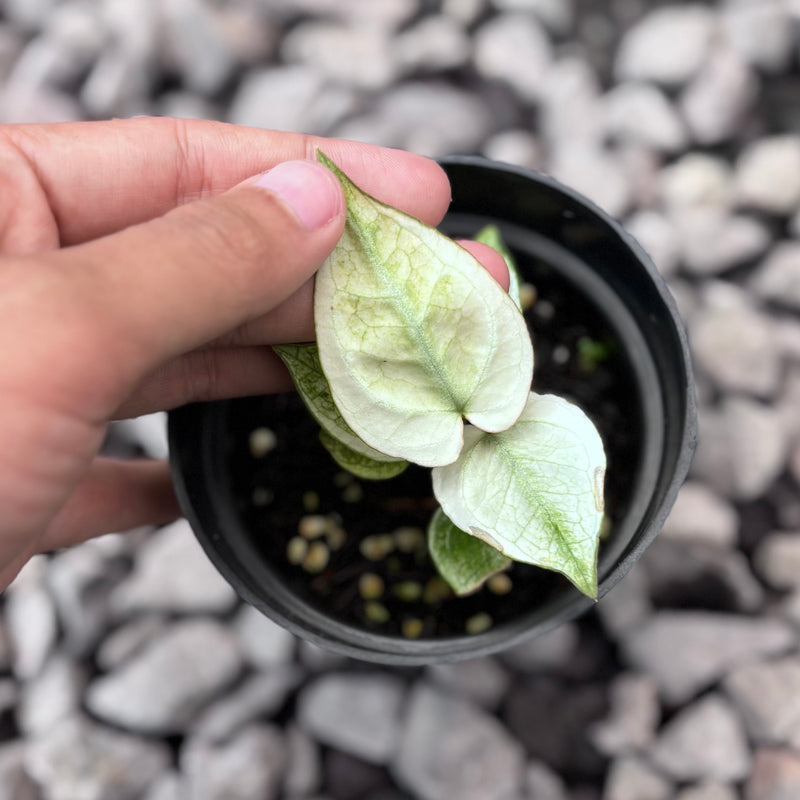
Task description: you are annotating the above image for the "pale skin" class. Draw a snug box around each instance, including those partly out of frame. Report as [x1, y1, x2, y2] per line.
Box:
[0, 118, 508, 590]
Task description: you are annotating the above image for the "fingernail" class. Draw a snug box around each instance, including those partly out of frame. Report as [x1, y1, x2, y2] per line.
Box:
[255, 160, 343, 230]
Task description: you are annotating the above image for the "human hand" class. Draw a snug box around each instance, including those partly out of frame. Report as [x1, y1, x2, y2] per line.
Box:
[0, 118, 508, 589]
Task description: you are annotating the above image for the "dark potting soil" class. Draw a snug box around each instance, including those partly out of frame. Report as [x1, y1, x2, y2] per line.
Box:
[227, 253, 643, 640]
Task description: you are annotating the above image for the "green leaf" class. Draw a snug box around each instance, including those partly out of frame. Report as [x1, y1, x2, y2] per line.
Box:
[274, 343, 406, 475]
[432, 392, 606, 598]
[428, 508, 510, 596]
[319, 428, 409, 480]
[314, 152, 534, 468]
[474, 224, 523, 311]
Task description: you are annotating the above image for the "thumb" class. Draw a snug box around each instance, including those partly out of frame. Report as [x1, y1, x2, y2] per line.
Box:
[30, 159, 346, 409]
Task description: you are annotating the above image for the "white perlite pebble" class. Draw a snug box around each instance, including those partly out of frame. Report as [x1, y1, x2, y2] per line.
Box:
[96, 616, 168, 672]
[680, 46, 757, 145]
[745, 750, 800, 800]
[660, 482, 739, 548]
[604, 83, 687, 152]
[281, 22, 397, 90]
[86, 619, 242, 734]
[735, 136, 800, 215]
[724, 657, 800, 746]
[615, 5, 716, 86]
[651, 694, 751, 782]
[297, 673, 406, 764]
[427, 656, 511, 710]
[674, 209, 770, 275]
[624, 211, 680, 278]
[659, 153, 734, 211]
[442, 0, 486, 25]
[141, 772, 184, 800]
[492, 0, 574, 33]
[676, 784, 738, 800]
[540, 57, 603, 147]
[473, 13, 552, 103]
[590, 673, 661, 756]
[0, 744, 37, 800]
[258, 0, 417, 29]
[395, 16, 471, 74]
[283, 723, 322, 799]
[482, 130, 542, 169]
[753, 533, 800, 590]
[621, 612, 796, 704]
[232, 605, 296, 670]
[392, 683, 525, 800]
[181, 724, 286, 800]
[112, 519, 237, 616]
[603, 756, 673, 800]
[17, 654, 85, 736]
[596, 567, 653, 642]
[690, 287, 780, 396]
[500, 624, 579, 673]
[751, 242, 800, 311]
[721, 0, 795, 73]
[524, 760, 569, 800]
[25, 716, 170, 800]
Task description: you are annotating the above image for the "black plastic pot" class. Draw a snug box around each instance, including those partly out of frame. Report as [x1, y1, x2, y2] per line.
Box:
[168, 157, 696, 665]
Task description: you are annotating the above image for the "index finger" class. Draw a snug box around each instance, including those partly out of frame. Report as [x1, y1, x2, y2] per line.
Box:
[2, 118, 452, 246]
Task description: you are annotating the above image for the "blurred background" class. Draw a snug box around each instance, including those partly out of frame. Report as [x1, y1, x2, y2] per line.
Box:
[1, 1, 800, 799]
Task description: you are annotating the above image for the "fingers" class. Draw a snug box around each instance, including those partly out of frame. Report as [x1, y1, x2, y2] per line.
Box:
[3, 118, 452, 245]
[41, 458, 179, 551]
[458, 240, 510, 292]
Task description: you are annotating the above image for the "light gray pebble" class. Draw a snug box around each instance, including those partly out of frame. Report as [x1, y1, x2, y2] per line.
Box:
[473, 13, 552, 103]
[80, 47, 152, 118]
[624, 211, 680, 278]
[140, 771, 184, 800]
[680, 46, 757, 145]
[548, 143, 631, 218]
[721, 0, 795, 74]
[596, 567, 653, 642]
[602, 756, 672, 800]
[96, 616, 167, 671]
[5, 558, 58, 681]
[540, 57, 603, 147]
[281, 22, 397, 90]
[674, 209, 770, 275]
[482, 130, 542, 169]
[751, 242, 800, 311]
[191, 667, 304, 741]
[0, 744, 37, 800]
[615, 5, 716, 86]
[395, 16, 471, 74]
[691, 397, 789, 502]
[233, 604, 296, 670]
[690, 286, 780, 395]
[745, 749, 800, 800]
[17, 654, 85, 737]
[660, 482, 739, 548]
[0, 678, 17, 715]
[524, 759, 569, 800]
[651, 694, 750, 782]
[617, 144, 663, 210]
[181, 724, 286, 800]
[735, 135, 800, 215]
[112, 412, 168, 459]
[442, 0, 486, 25]
[427, 656, 511, 710]
[229, 66, 357, 135]
[589, 673, 660, 757]
[25, 715, 170, 800]
[392, 682, 525, 800]
[604, 83, 687, 152]
[2, 0, 59, 31]
[659, 153, 734, 211]
[753, 533, 800, 590]
[724, 657, 800, 747]
[677, 783, 738, 800]
[334, 82, 492, 157]
[157, 90, 218, 120]
[87, 619, 242, 734]
[297, 673, 405, 764]
[493, 0, 574, 34]
[112, 518, 237, 616]
[283, 723, 322, 799]
[257, 0, 416, 29]
[622, 611, 795, 704]
[0, 25, 23, 83]
[500, 624, 579, 674]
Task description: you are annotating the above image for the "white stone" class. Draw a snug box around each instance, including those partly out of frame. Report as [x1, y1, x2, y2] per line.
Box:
[483, 130, 542, 169]
[524, 760, 569, 800]
[659, 154, 734, 211]
[721, 0, 795, 73]
[395, 16, 471, 73]
[232, 604, 296, 670]
[624, 211, 680, 278]
[86, 619, 242, 734]
[96, 616, 167, 671]
[540, 56, 603, 146]
[603, 756, 673, 800]
[112, 518, 237, 616]
[660, 482, 738, 548]
[80, 47, 152, 118]
[615, 5, 716, 86]
[677, 784, 737, 800]
[680, 46, 757, 145]
[26, 716, 170, 800]
[298, 673, 406, 764]
[283, 723, 322, 798]
[492, 0, 574, 33]
[0, 744, 37, 800]
[473, 13, 552, 103]
[501, 624, 580, 673]
[427, 656, 511, 710]
[754, 533, 800, 590]
[182, 724, 286, 800]
[751, 242, 800, 310]
[2, 0, 58, 31]
[690, 285, 780, 395]
[256, 0, 416, 29]
[736, 135, 800, 215]
[590, 673, 660, 756]
[141, 772, 184, 800]
[674, 209, 770, 275]
[17, 654, 84, 736]
[549, 143, 631, 218]
[443, 0, 487, 25]
[112, 412, 168, 459]
[596, 567, 652, 641]
[281, 22, 397, 90]
[604, 83, 687, 152]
